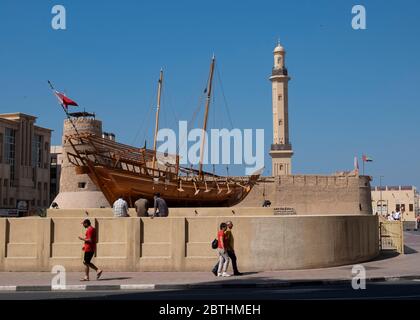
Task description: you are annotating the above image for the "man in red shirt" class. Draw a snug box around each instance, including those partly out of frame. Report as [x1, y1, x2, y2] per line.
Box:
[79, 219, 102, 281]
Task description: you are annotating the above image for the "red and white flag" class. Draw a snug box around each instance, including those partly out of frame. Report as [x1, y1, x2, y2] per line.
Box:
[54, 90, 79, 109]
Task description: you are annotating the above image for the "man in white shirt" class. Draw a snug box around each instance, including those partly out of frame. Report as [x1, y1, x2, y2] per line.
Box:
[393, 210, 401, 221]
[112, 196, 129, 217]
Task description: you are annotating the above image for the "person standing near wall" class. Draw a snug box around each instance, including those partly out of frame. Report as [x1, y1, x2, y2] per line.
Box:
[215, 222, 230, 277]
[393, 209, 401, 221]
[225, 221, 243, 276]
[212, 221, 242, 276]
[79, 219, 102, 281]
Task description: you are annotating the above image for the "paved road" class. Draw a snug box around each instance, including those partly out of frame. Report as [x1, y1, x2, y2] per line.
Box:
[1, 280, 420, 300]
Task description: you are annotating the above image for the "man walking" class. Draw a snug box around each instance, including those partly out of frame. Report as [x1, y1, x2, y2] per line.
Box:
[152, 193, 169, 218]
[79, 219, 102, 281]
[113, 195, 129, 217]
[212, 220, 242, 276]
[134, 197, 149, 217]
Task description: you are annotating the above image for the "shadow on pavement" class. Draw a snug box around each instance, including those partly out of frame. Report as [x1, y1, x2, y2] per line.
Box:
[49, 277, 420, 301]
[403, 245, 418, 254]
[370, 251, 400, 261]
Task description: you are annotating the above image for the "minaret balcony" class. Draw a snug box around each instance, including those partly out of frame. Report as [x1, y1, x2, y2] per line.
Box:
[271, 143, 292, 151]
[271, 67, 288, 76]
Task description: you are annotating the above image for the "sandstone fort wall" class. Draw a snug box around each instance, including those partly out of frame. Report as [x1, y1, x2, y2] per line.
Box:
[0, 215, 379, 272]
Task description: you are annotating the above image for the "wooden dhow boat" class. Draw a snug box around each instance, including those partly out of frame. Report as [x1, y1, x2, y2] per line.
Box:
[56, 56, 262, 207]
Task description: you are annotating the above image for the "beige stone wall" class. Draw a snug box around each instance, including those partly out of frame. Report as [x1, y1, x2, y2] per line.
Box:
[0, 215, 379, 271]
[238, 175, 373, 215]
[49, 174, 373, 215]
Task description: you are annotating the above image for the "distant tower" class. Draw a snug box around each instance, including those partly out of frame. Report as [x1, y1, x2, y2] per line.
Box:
[269, 40, 293, 176]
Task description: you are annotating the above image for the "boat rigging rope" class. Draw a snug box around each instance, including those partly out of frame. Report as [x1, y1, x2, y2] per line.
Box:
[215, 64, 234, 129]
[176, 89, 206, 156]
[131, 94, 155, 147]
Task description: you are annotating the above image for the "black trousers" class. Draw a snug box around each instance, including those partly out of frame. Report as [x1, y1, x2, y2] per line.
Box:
[212, 250, 239, 274]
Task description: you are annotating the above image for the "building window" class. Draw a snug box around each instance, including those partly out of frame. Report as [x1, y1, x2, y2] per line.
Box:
[32, 134, 43, 168]
[409, 204, 414, 212]
[5, 128, 16, 182]
[0, 132, 3, 163]
[277, 94, 282, 101]
[78, 182, 87, 189]
[44, 141, 49, 169]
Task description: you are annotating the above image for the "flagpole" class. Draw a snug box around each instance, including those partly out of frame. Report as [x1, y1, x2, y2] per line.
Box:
[48, 79, 104, 185]
[48, 80, 81, 136]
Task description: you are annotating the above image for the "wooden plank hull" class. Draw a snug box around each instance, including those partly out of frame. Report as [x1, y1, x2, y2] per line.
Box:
[86, 165, 253, 207]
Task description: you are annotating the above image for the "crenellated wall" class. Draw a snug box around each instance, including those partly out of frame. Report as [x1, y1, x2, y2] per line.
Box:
[238, 175, 373, 215]
[0, 215, 379, 272]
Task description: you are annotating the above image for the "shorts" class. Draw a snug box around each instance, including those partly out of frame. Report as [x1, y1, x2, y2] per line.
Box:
[83, 251, 95, 264]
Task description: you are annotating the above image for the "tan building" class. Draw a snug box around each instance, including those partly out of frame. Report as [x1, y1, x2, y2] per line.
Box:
[269, 41, 293, 176]
[0, 113, 51, 211]
[371, 185, 419, 221]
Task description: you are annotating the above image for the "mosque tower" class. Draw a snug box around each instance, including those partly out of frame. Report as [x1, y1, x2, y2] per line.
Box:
[269, 40, 293, 176]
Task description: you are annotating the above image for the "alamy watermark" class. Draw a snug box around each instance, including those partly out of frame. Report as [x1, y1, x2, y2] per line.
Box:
[156, 121, 264, 175]
[51, 4, 367, 31]
[51, 5, 66, 30]
[352, 5, 367, 30]
[51, 265, 67, 289]
[351, 264, 366, 290]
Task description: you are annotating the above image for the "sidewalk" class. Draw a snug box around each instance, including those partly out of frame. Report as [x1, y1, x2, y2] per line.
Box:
[1, 231, 419, 291]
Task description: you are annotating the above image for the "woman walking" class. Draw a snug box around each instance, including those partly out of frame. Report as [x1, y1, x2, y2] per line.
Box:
[216, 222, 231, 277]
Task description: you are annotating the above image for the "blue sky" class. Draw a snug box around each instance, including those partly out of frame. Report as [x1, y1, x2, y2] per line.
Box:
[0, 0, 419, 187]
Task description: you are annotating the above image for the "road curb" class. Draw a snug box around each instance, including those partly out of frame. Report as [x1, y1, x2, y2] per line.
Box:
[1, 275, 420, 292]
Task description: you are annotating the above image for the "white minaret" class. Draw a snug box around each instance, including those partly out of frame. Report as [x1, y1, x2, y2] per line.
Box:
[269, 40, 293, 176]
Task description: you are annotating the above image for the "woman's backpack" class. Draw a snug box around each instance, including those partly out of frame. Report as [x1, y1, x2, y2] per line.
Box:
[211, 238, 218, 249]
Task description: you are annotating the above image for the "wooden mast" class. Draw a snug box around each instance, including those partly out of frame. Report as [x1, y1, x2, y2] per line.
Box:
[199, 55, 215, 177]
[152, 68, 163, 171]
